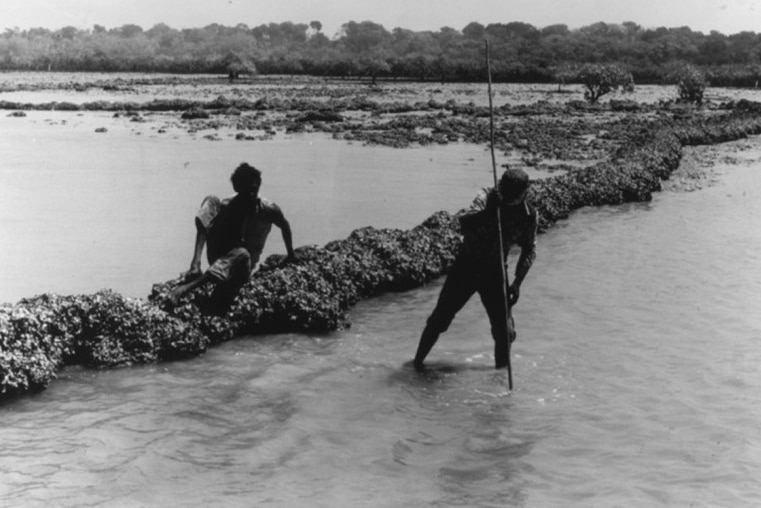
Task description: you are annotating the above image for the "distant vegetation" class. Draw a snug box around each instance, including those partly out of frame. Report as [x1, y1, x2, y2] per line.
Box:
[1, 20, 760, 88]
[577, 64, 635, 103]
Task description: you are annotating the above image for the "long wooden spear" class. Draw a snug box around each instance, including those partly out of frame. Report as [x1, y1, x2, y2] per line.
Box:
[485, 40, 514, 390]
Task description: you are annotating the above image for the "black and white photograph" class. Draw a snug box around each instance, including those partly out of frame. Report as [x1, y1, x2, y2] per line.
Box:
[1, 1, 760, 506]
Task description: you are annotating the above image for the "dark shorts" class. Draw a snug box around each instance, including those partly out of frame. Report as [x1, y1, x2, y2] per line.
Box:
[426, 256, 511, 343]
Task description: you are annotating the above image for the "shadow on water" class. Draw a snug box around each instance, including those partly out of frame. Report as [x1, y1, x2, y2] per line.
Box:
[384, 361, 537, 507]
[392, 359, 497, 382]
[387, 359, 518, 432]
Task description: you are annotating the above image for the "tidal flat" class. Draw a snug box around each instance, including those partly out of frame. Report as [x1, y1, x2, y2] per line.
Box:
[2, 73, 761, 507]
[3, 73, 761, 400]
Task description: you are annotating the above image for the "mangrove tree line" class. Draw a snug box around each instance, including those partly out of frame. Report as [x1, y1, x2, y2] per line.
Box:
[1, 20, 761, 85]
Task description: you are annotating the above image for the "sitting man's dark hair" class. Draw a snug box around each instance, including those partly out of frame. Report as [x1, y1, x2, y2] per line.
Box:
[230, 163, 262, 193]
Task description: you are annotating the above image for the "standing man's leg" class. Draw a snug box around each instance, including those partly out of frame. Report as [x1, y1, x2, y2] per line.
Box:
[414, 259, 476, 368]
[478, 274, 515, 369]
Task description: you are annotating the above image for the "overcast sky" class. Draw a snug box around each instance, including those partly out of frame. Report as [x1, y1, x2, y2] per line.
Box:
[3, 0, 758, 36]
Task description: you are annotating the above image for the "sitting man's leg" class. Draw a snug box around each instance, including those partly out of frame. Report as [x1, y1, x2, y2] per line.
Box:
[169, 246, 251, 312]
[207, 247, 252, 315]
[168, 270, 215, 305]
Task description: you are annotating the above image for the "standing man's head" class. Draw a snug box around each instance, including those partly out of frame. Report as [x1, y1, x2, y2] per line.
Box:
[499, 166, 530, 205]
[231, 163, 262, 197]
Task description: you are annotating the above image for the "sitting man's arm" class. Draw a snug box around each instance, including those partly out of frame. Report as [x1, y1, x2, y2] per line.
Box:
[271, 204, 297, 262]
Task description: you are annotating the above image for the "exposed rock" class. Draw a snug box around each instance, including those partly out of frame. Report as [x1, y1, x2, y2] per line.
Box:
[181, 107, 210, 120]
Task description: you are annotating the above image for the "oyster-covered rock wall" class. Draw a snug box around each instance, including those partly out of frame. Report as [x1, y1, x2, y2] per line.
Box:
[1, 291, 208, 399]
[3, 106, 761, 401]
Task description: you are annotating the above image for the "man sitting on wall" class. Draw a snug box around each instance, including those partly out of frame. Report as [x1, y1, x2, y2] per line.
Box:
[169, 162, 297, 313]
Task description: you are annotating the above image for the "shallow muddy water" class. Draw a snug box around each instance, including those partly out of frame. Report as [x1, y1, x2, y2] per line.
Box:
[0, 111, 511, 302]
[1, 93, 761, 506]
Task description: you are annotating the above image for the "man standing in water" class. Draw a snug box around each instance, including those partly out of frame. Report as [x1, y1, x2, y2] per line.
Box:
[169, 162, 297, 313]
[414, 167, 537, 369]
